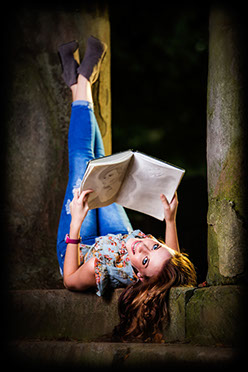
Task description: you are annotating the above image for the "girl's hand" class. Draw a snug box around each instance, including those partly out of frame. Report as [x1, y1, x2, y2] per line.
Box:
[160, 192, 178, 223]
[70, 189, 93, 227]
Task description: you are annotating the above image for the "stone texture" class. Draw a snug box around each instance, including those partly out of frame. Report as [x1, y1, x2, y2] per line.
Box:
[10, 289, 120, 341]
[11, 288, 192, 343]
[10, 341, 237, 368]
[10, 286, 245, 346]
[208, 199, 246, 279]
[206, 5, 248, 284]
[5, 5, 111, 289]
[186, 285, 245, 345]
[163, 287, 195, 342]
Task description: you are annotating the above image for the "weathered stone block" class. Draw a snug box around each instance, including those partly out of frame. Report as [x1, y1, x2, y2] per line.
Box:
[10, 289, 120, 341]
[164, 287, 195, 342]
[207, 199, 246, 283]
[10, 287, 197, 344]
[186, 285, 245, 345]
[10, 286, 245, 347]
[11, 341, 236, 368]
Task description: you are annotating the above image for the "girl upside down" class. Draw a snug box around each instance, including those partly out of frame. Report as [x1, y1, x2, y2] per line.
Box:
[57, 36, 196, 342]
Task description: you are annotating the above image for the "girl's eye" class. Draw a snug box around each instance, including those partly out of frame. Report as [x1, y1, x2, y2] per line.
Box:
[142, 257, 148, 266]
[153, 244, 160, 250]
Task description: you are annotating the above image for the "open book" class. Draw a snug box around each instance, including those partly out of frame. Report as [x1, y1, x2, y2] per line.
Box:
[80, 150, 185, 221]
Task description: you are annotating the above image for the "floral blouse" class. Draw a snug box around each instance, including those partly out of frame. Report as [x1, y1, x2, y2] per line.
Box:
[79, 229, 148, 296]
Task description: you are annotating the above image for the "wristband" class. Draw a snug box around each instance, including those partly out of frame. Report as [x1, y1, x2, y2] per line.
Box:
[65, 234, 81, 244]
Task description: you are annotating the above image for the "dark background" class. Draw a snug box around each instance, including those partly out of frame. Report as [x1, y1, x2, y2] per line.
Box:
[110, 2, 209, 283]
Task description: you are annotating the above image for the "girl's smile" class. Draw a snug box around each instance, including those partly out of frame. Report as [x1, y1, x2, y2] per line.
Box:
[126, 237, 173, 279]
[131, 240, 142, 255]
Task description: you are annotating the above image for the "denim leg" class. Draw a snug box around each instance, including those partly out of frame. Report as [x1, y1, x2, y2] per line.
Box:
[98, 204, 133, 236]
[93, 113, 133, 235]
[57, 102, 98, 274]
[56, 100, 133, 275]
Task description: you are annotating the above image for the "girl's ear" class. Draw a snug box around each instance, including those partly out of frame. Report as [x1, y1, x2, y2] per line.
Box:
[137, 272, 144, 282]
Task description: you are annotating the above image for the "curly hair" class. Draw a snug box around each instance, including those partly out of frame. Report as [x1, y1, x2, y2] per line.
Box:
[112, 251, 197, 342]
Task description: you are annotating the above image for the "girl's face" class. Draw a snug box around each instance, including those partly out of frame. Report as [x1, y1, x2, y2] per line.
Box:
[126, 238, 173, 280]
[102, 169, 119, 186]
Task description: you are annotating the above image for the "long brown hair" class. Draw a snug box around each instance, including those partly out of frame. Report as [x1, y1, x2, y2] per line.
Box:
[112, 251, 197, 342]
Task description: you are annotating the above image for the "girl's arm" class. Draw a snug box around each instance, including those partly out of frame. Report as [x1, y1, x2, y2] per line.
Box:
[63, 189, 96, 291]
[160, 192, 180, 252]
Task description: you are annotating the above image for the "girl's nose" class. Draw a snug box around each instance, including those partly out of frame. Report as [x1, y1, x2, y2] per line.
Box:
[137, 243, 148, 254]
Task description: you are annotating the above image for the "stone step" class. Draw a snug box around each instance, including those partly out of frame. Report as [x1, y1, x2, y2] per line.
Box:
[10, 340, 237, 369]
[9, 287, 196, 343]
[10, 289, 121, 342]
[9, 285, 245, 345]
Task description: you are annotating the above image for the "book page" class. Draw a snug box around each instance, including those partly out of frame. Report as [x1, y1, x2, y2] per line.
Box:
[80, 154, 133, 209]
[116, 152, 185, 220]
[81, 150, 133, 190]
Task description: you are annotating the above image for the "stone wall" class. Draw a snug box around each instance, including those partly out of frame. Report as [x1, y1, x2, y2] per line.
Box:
[5, 4, 111, 289]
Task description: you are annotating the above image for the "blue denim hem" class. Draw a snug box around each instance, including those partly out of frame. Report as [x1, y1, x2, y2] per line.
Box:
[71, 100, 93, 110]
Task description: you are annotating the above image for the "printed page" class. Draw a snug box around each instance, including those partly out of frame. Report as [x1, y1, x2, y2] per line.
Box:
[116, 152, 185, 220]
[82, 150, 133, 181]
[80, 153, 133, 209]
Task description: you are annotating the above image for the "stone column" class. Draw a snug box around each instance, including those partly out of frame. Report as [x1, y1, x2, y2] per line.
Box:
[5, 5, 111, 289]
[206, 5, 247, 284]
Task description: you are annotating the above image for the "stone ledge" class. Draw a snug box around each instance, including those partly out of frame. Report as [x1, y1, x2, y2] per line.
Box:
[9, 289, 120, 342]
[9, 287, 195, 343]
[10, 340, 237, 368]
[9, 285, 246, 345]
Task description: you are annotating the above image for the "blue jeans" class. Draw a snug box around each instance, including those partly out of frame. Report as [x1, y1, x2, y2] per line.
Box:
[56, 101, 133, 274]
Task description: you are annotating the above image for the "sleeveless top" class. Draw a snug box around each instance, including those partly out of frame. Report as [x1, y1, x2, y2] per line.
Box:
[79, 229, 151, 296]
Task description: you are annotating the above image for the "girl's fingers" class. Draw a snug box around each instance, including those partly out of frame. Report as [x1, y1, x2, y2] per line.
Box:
[79, 189, 93, 202]
[161, 192, 178, 206]
[160, 193, 169, 207]
[171, 192, 179, 208]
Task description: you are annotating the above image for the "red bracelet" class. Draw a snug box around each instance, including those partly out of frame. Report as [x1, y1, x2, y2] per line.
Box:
[65, 234, 81, 244]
